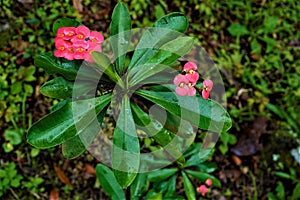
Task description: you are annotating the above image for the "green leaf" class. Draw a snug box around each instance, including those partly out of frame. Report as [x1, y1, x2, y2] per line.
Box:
[34, 52, 81, 80]
[185, 170, 221, 187]
[219, 133, 237, 155]
[11, 82, 22, 95]
[112, 95, 140, 188]
[181, 171, 196, 200]
[154, 5, 165, 20]
[110, 2, 131, 74]
[128, 12, 188, 71]
[62, 107, 108, 159]
[40, 77, 73, 99]
[292, 182, 300, 200]
[185, 148, 214, 167]
[92, 52, 123, 87]
[24, 66, 36, 82]
[275, 181, 285, 200]
[136, 90, 232, 133]
[154, 12, 188, 32]
[147, 168, 178, 182]
[274, 171, 293, 180]
[227, 23, 249, 36]
[129, 36, 193, 86]
[130, 173, 149, 200]
[131, 102, 186, 166]
[4, 129, 23, 145]
[53, 18, 80, 34]
[95, 164, 126, 200]
[40, 77, 94, 99]
[11, 178, 22, 188]
[157, 110, 194, 137]
[145, 192, 163, 200]
[165, 175, 177, 197]
[27, 94, 112, 148]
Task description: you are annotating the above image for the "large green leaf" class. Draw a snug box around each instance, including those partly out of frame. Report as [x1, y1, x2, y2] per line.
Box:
[128, 12, 188, 71]
[131, 102, 186, 166]
[147, 168, 178, 182]
[52, 18, 80, 34]
[185, 170, 221, 187]
[92, 52, 123, 87]
[136, 90, 232, 133]
[34, 52, 81, 80]
[96, 164, 126, 200]
[130, 173, 149, 200]
[181, 171, 196, 200]
[62, 106, 108, 159]
[112, 95, 140, 188]
[110, 2, 131, 74]
[40, 77, 95, 99]
[129, 36, 193, 86]
[27, 94, 112, 148]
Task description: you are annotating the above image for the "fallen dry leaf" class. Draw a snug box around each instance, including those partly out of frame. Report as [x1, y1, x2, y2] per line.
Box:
[49, 188, 59, 200]
[232, 155, 242, 166]
[72, 0, 83, 12]
[53, 163, 73, 188]
[85, 163, 96, 175]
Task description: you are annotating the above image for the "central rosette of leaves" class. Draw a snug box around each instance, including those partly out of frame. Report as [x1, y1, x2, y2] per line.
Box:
[27, 3, 232, 189]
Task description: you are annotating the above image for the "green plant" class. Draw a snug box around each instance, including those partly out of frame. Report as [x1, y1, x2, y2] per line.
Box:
[0, 52, 37, 152]
[0, 162, 23, 197]
[23, 177, 45, 194]
[96, 143, 220, 199]
[267, 169, 300, 200]
[26, 2, 231, 196]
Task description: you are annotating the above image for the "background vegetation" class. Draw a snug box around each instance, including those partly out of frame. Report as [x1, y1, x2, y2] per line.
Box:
[0, 0, 299, 199]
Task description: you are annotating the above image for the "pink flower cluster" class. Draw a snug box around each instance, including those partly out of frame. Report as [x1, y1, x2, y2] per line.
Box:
[173, 62, 199, 96]
[173, 62, 213, 99]
[196, 178, 212, 196]
[54, 26, 104, 62]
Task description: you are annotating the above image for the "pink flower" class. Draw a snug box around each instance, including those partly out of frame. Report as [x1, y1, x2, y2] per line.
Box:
[72, 40, 89, 49]
[174, 74, 189, 96]
[62, 27, 76, 39]
[89, 31, 104, 44]
[75, 26, 90, 39]
[54, 39, 72, 58]
[202, 79, 213, 100]
[183, 61, 197, 72]
[173, 75, 196, 96]
[55, 27, 66, 39]
[184, 62, 199, 84]
[73, 46, 86, 60]
[197, 185, 208, 196]
[64, 47, 75, 60]
[186, 72, 199, 84]
[84, 43, 102, 63]
[205, 178, 212, 186]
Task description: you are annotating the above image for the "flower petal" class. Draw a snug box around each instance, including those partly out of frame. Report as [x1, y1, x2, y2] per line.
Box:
[187, 87, 196, 96]
[205, 178, 212, 186]
[202, 89, 210, 100]
[176, 86, 188, 96]
[203, 79, 213, 91]
[90, 31, 104, 43]
[173, 74, 189, 86]
[63, 27, 76, 39]
[75, 25, 90, 38]
[197, 185, 208, 196]
[183, 61, 197, 72]
[186, 72, 199, 85]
